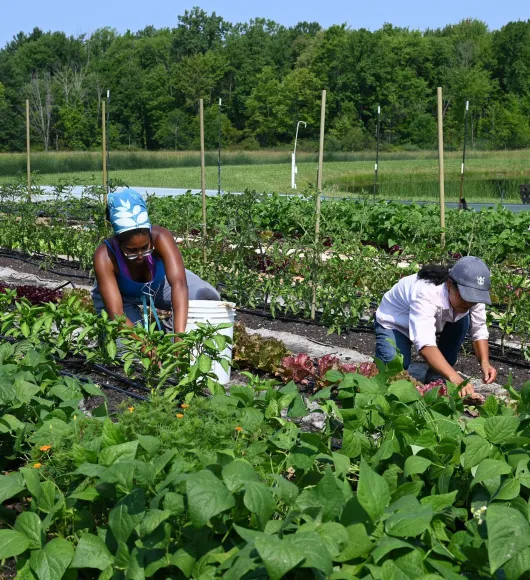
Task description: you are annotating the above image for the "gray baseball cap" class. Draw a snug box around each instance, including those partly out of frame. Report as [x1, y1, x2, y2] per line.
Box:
[449, 256, 491, 304]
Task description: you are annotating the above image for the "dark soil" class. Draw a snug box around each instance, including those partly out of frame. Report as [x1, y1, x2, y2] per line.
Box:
[83, 389, 134, 417]
[0, 251, 93, 286]
[237, 311, 530, 389]
[61, 363, 149, 416]
[79, 368, 255, 416]
[0, 560, 16, 579]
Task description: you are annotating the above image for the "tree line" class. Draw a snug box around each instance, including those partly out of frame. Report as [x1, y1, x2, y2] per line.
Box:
[0, 8, 529, 153]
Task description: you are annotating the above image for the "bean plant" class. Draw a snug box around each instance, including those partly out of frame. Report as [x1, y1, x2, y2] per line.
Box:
[1, 331, 530, 578]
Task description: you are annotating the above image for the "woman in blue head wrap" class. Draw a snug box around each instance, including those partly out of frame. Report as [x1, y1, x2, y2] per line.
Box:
[92, 189, 219, 334]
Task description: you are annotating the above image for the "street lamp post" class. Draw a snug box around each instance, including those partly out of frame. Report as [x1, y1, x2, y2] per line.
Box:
[292, 120, 307, 189]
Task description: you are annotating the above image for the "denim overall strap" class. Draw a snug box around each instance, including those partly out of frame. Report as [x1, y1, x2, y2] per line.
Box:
[141, 284, 162, 332]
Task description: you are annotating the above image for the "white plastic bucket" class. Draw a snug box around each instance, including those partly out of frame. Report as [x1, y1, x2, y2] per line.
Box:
[185, 300, 236, 384]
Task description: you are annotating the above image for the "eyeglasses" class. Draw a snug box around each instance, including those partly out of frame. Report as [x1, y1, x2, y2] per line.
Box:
[121, 244, 154, 260]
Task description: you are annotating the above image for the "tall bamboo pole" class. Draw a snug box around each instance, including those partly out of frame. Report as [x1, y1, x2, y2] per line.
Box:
[218, 98, 222, 196]
[102, 100, 108, 205]
[437, 87, 446, 248]
[26, 99, 31, 198]
[200, 99, 207, 264]
[311, 90, 326, 320]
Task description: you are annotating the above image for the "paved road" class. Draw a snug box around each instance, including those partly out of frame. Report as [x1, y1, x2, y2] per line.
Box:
[34, 185, 530, 212]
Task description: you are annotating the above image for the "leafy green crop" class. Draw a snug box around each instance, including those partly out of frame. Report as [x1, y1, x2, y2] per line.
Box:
[0, 290, 235, 398]
[1, 326, 530, 578]
[0, 341, 103, 472]
[233, 322, 291, 375]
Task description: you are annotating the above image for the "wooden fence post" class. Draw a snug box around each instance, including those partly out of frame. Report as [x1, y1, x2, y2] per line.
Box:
[311, 89, 326, 320]
[200, 99, 207, 264]
[437, 87, 446, 248]
[26, 99, 31, 198]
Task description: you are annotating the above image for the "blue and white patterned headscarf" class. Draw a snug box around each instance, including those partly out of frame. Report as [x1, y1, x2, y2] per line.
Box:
[107, 189, 151, 235]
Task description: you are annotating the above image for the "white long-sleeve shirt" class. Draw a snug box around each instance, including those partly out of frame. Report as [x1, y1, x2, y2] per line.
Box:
[376, 274, 489, 353]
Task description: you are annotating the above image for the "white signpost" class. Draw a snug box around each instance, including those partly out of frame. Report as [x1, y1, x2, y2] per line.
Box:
[291, 120, 307, 189]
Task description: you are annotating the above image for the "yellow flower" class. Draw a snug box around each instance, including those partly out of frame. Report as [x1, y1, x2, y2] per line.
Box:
[128, 406, 135, 413]
[39, 445, 52, 452]
[176, 413, 184, 419]
[180, 404, 190, 409]
[235, 426, 243, 432]
[33, 463, 42, 469]
[73, 415, 78, 421]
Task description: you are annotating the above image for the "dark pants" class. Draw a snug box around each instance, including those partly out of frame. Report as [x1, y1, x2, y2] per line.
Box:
[374, 315, 470, 376]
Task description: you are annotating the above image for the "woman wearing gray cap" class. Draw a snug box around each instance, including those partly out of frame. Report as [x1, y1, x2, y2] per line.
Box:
[374, 256, 497, 397]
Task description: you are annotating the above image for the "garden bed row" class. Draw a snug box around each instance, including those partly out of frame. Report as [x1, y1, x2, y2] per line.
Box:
[0, 252, 528, 390]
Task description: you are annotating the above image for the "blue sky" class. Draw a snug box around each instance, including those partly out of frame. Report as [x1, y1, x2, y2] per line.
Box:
[1, 0, 528, 47]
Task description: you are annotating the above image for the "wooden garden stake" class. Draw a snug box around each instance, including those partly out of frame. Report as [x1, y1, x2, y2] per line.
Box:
[437, 87, 446, 248]
[200, 98, 207, 264]
[26, 99, 31, 198]
[311, 89, 326, 320]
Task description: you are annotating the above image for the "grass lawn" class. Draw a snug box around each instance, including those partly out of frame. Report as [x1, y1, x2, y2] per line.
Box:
[0, 149, 529, 202]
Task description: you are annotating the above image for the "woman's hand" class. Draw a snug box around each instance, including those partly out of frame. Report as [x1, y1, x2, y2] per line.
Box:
[481, 361, 497, 384]
[141, 343, 155, 357]
[449, 372, 475, 398]
[141, 343, 162, 368]
[473, 341, 496, 385]
[458, 382, 475, 398]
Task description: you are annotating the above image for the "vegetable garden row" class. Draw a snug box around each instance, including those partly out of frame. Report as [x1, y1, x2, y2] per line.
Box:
[2, 183, 530, 578]
[1, 183, 530, 354]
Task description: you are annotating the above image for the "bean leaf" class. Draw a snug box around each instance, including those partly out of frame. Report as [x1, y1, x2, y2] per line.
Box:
[0, 529, 30, 559]
[385, 505, 433, 538]
[404, 456, 432, 478]
[29, 538, 74, 580]
[487, 504, 530, 574]
[471, 458, 512, 487]
[255, 535, 304, 580]
[462, 435, 491, 470]
[244, 482, 275, 530]
[71, 533, 114, 570]
[484, 416, 519, 444]
[357, 457, 390, 522]
[187, 470, 235, 527]
[222, 459, 260, 492]
[14, 512, 42, 549]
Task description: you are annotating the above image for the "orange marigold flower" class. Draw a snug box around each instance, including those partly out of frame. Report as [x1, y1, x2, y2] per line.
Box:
[180, 404, 190, 409]
[176, 413, 184, 419]
[39, 445, 52, 452]
[127, 406, 135, 413]
[235, 426, 243, 432]
[33, 463, 42, 469]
